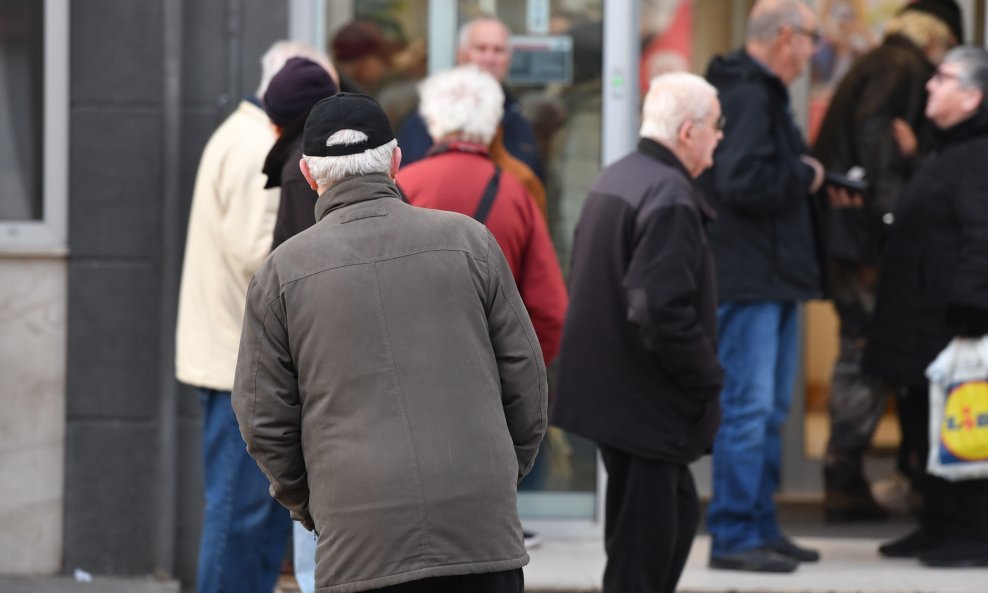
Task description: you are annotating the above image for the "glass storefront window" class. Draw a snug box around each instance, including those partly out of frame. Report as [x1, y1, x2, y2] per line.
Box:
[0, 0, 44, 221]
[0, 0, 67, 251]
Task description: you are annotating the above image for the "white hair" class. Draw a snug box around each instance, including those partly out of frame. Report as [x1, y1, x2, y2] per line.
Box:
[257, 40, 338, 97]
[746, 0, 808, 44]
[303, 132, 397, 189]
[639, 72, 718, 145]
[418, 65, 504, 145]
[457, 16, 509, 50]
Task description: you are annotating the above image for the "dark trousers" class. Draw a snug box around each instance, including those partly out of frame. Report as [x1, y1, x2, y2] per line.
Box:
[599, 445, 699, 593]
[825, 260, 889, 495]
[900, 385, 988, 540]
[362, 569, 524, 593]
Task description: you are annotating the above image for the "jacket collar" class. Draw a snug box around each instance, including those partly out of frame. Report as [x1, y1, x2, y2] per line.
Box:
[637, 138, 717, 222]
[935, 107, 988, 150]
[315, 173, 402, 222]
[425, 140, 491, 159]
[883, 34, 931, 66]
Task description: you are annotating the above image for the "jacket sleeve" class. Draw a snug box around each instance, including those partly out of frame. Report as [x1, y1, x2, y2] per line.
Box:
[714, 84, 815, 214]
[947, 166, 988, 337]
[624, 198, 724, 397]
[215, 136, 280, 278]
[231, 267, 311, 528]
[271, 177, 318, 251]
[484, 231, 549, 482]
[517, 198, 568, 365]
[852, 65, 930, 212]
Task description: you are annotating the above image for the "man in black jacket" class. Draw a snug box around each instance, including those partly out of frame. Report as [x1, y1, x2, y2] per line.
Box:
[261, 57, 338, 251]
[551, 71, 723, 593]
[696, 0, 824, 573]
[812, 0, 962, 524]
[865, 46, 988, 567]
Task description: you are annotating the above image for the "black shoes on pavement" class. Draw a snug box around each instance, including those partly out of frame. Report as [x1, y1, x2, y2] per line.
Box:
[918, 539, 988, 567]
[878, 528, 946, 558]
[880, 529, 988, 566]
[765, 535, 821, 562]
[709, 546, 799, 573]
[709, 536, 819, 573]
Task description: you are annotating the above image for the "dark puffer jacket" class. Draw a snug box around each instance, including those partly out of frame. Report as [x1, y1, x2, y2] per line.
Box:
[864, 108, 988, 387]
[697, 50, 823, 302]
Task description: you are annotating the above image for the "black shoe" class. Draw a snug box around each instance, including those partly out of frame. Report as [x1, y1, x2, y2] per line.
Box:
[709, 547, 799, 573]
[522, 530, 542, 549]
[765, 536, 820, 562]
[878, 529, 945, 558]
[918, 539, 988, 567]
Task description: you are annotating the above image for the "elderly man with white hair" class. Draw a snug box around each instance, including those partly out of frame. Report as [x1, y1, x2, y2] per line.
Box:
[397, 16, 542, 179]
[550, 72, 724, 593]
[397, 66, 567, 370]
[232, 92, 546, 593]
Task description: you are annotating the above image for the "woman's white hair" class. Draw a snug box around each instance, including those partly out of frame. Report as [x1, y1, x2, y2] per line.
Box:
[303, 131, 397, 189]
[257, 40, 338, 97]
[418, 65, 504, 145]
[639, 72, 717, 145]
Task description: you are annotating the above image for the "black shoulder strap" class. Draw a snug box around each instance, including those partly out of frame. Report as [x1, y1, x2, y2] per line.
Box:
[472, 166, 501, 225]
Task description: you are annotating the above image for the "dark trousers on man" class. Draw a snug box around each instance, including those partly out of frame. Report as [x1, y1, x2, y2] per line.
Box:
[363, 569, 524, 593]
[599, 445, 699, 593]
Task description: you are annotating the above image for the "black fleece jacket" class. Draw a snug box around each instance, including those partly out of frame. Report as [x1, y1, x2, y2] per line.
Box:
[552, 139, 722, 464]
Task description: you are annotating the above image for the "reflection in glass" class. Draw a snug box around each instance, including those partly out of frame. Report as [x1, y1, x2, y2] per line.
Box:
[0, 0, 44, 220]
[329, 0, 429, 134]
[453, 0, 604, 519]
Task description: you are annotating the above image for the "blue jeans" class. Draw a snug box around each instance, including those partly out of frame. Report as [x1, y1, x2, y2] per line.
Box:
[293, 522, 316, 593]
[707, 302, 799, 557]
[197, 389, 292, 593]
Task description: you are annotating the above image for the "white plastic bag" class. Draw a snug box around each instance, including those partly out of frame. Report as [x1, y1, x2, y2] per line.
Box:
[925, 337, 988, 480]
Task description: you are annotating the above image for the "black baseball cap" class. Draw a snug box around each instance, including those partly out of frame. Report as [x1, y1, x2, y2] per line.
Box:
[302, 93, 395, 157]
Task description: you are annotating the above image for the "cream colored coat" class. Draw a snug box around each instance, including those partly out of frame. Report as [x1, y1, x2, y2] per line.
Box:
[175, 100, 279, 390]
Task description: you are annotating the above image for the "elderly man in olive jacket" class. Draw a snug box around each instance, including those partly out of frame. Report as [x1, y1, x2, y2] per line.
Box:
[551, 72, 723, 593]
[232, 93, 547, 593]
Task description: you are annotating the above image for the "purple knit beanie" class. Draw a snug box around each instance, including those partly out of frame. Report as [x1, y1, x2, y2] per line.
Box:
[263, 57, 338, 126]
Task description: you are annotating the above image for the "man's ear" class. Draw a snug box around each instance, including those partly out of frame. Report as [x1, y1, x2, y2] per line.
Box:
[962, 89, 984, 114]
[677, 120, 693, 144]
[299, 158, 319, 191]
[390, 146, 403, 179]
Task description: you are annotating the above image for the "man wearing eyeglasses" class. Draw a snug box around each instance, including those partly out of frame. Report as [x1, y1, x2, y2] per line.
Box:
[864, 45, 988, 568]
[552, 71, 724, 593]
[811, 0, 962, 527]
[697, 0, 825, 573]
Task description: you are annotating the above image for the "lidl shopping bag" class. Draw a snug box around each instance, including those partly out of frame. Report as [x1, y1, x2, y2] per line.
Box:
[925, 337, 988, 481]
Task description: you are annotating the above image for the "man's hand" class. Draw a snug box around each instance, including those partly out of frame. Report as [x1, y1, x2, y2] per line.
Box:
[892, 118, 918, 157]
[801, 155, 825, 193]
[826, 185, 864, 208]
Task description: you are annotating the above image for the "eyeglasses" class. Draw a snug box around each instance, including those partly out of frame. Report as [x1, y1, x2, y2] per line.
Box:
[932, 69, 962, 84]
[696, 114, 726, 132]
[791, 27, 821, 45]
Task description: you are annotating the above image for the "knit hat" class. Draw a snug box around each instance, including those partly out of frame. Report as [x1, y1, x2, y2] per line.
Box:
[263, 57, 338, 127]
[303, 93, 395, 157]
[331, 21, 394, 63]
[901, 0, 964, 44]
